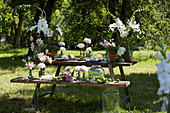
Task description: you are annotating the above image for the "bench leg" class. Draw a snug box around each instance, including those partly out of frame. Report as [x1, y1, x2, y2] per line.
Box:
[108, 63, 116, 81]
[119, 66, 130, 103]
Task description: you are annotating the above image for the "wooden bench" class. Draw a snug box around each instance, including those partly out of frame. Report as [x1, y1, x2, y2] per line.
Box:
[10, 77, 130, 104]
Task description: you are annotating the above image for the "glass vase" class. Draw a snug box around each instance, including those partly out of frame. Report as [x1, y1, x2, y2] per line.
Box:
[39, 68, 45, 78]
[88, 65, 105, 83]
[28, 69, 34, 78]
[102, 88, 120, 113]
[124, 45, 132, 62]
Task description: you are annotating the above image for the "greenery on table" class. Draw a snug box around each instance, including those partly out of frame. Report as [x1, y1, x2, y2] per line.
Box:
[0, 48, 169, 112]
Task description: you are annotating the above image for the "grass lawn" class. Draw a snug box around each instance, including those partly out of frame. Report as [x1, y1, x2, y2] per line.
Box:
[0, 48, 168, 113]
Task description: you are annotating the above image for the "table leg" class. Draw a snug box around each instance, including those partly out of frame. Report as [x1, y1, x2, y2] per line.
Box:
[32, 84, 40, 110]
[50, 65, 62, 96]
[38, 65, 62, 98]
[55, 65, 62, 76]
[119, 66, 130, 103]
[108, 63, 116, 81]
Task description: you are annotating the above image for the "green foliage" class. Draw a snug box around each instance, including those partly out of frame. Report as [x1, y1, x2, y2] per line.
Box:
[48, 45, 59, 52]
[136, 0, 170, 49]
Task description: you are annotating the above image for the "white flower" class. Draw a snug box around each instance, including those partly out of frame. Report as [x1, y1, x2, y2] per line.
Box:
[84, 38, 91, 44]
[37, 17, 50, 36]
[47, 56, 52, 63]
[117, 47, 126, 56]
[64, 67, 71, 71]
[77, 43, 85, 48]
[97, 54, 103, 60]
[90, 55, 98, 61]
[155, 53, 163, 60]
[60, 47, 66, 52]
[69, 54, 75, 59]
[58, 42, 65, 46]
[74, 66, 81, 72]
[115, 18, 124, 28]
[86, 47, 92, 53]
[45, 49, 48, 54]
[61, 55, 68, 59]
[109, 42, 116, 47]
[38, 53, 44, 58]
[40, 74, 55, 81]
[109, 23, 116, 31]
[37, 63, 46, 70]
[80, 65, 88, 73]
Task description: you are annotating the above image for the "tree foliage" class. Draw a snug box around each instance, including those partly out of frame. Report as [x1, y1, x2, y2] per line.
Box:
[0, 0, 169, 50]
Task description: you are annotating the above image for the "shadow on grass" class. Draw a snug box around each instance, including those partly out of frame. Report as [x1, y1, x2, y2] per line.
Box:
[0, 55, 26, 70]
[1, 73, 162, 113]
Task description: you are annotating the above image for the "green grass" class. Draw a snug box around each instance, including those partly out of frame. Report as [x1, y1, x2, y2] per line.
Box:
[0, 48, 168, 113]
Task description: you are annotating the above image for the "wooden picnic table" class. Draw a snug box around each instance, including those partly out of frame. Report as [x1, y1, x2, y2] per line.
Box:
[10, 59, 137, 103]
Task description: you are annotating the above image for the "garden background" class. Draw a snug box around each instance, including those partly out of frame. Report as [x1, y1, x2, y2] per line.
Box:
[0, 0, 170, 112]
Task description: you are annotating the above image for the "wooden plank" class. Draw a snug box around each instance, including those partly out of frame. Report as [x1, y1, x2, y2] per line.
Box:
[10, 77, 130, 87]
[30, 59, 137, 67]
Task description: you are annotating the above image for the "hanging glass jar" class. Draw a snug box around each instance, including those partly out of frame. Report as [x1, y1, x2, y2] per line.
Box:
[102, 87, 120, 113]
[88, 65, 105, 83]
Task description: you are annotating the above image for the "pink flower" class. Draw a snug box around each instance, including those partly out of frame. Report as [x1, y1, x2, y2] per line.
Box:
[30, 43, 35, 51]
[25, 62, 35, 70]
[64, 67, 71, 71]
[39, 55, 47, 62]
[47, 56, 52, 63]
[74, 66, 81, 72]
[38, 53, 44, 58]
[84, 38, 91, 44]
[36, 38, 43, 46]
[80, 65, 88, 73]
[30, 36, 33, 41]
[58, 42, 65, 46]
[101, 40, 110, 47]
[65, 74, 74, 81]
[22, 59, 27, 63]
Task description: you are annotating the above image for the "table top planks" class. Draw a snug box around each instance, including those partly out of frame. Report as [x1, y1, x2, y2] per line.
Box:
[31, 59, 137, 67]
[10, 77, 130, 87]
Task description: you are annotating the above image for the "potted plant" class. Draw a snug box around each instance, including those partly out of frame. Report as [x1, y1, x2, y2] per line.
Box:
[101, 40, 118, 62]
[48, 45, 59, 59]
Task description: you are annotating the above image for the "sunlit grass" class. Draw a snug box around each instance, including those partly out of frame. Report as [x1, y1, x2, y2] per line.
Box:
[0, 48, 168, 112]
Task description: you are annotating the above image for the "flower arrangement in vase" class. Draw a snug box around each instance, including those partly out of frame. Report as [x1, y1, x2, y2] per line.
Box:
[100, 40, 118, 62]
[109, 16, 141, 61]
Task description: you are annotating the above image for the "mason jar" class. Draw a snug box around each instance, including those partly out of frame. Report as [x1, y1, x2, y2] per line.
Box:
[88, 65, 105, 83]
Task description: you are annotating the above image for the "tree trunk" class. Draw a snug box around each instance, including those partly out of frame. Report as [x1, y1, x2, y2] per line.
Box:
[13, 14, 25, 49]
[45, 0, 56, 24]
[108, 0, 119, 45]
